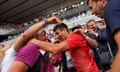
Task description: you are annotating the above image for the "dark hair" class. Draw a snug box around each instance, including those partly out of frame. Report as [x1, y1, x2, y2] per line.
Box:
[87, 0, 98, 5]
[86, 19, 96, 28]
[53, 23, 69, 32]
[41, 30, 46, 34]
[71, 25, 82, 32]
[92, 0, 99, 2]
[87, 19, 96, 24]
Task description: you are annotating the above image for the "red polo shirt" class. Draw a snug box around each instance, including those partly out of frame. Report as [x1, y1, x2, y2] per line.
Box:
[65, 33, 99, 72]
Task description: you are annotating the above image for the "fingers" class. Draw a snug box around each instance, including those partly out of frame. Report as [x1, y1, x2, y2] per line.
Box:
[29, 38, 36, 44]
[73, 29, 83, 34]
[55, 17, 62, 24]
[47, 16, 62, 24]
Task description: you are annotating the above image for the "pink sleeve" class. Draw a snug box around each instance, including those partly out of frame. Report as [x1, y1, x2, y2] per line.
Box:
[15, 43, 39, 68]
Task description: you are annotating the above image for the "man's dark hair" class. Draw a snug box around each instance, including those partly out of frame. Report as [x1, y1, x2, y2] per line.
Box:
[41, 30, 46, 34]
[86, 19, 96, 28]
[87, 19, 96, 24]
[71, 25, 82, 32]
[87, 0, 98, 5]
[53, 23, 69, 32]
[88, 0, 99, 2]
[92, 0, 99, 2]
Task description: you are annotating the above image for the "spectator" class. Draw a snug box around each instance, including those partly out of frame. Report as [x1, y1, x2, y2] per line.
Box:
[86, 19, 111, 71]
[98, 20, 106, 30]
[28, 21, 99, 72]
[87, 0, 120, 72]
[1, 17, 61, 72]
[2, 16, 62, 72]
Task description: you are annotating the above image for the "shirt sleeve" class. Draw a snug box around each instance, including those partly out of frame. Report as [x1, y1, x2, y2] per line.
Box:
[65, 33, 87, 50]
[5, 45, 17, 56]
[105, 1, 120, 35]
[15, 44, 39, 68]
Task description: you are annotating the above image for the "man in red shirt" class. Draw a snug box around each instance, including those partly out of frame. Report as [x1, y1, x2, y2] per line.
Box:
[30, 22, 99, 72]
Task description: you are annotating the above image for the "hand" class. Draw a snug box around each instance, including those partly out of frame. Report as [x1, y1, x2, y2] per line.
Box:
[89, 49, 94, 56]
[49, 53, 54, 60]
[28, 38, 38, 45]
[73, 28, 88, 39]
[47, 16, 62, 24]
[73, 28, 84, 36]
[73, 28, 91, 40]
[87, 28, 96, 35]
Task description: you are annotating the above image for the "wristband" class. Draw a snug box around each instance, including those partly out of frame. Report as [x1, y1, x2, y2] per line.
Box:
[43, 19, 48, 24]
[42, 19, 48, 27]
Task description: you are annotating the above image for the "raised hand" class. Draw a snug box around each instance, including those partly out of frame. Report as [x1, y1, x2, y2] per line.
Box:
[73, 28, 84, 35]
[88, 28, 96, 34]
[47, 16, 62, 24]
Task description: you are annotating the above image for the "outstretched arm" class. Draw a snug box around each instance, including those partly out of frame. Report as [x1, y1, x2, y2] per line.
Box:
[30, 38, 69, 54]
[8, 16, 62, 72]
[8, 40, 68, 72]
[14, 16, 62, 52]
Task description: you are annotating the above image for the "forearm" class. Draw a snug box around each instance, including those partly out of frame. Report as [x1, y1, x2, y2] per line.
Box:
[73, 29, 97, 48]
[84, 34, 97, 48]
[23, 21, 46, 39]
[8, 61, 28, 72]
[18, 16, 62, 43]
[14, 21, 46, 52]
[111, 30, 120, 72]
[14, 16, 62, 52]
[111, 50, 120, 72]
[32, 39, 58, 54]
[30, 39, 68, 54]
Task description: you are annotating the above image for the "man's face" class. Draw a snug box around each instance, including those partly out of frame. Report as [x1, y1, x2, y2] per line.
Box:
[87, 21, 98, 31]
[54, 28, 67, 41]
[88, 0, 105, 18]
[37, 31, 47, 41]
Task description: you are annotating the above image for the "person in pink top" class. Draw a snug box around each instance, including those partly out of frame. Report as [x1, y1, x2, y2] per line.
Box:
[8, 16, 98, 72]
[29, 22, 99, 72]
[8, 16, 62, 72]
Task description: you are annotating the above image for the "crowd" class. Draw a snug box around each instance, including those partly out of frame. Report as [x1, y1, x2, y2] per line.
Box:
[0, 23, 22, 30]
[0, 1, 86, 35]
[0, 23, 23, 34]
[0, 16, 112, 72]
[0, 0, 120, 72]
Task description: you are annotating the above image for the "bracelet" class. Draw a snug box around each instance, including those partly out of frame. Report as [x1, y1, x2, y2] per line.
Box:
[42, 19, 48, 27]
[43, 19, 48, 24]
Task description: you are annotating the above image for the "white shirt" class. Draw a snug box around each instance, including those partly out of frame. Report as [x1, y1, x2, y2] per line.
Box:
[1, 45, 17, 72]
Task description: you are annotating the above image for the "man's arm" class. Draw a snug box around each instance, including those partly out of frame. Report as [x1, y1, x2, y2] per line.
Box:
[111, 30, 120, 72]
[30, 39, 69, 54]
[13, 16, 62, 52]
[8, 61, 28, 72]
[74, 29, 97, 48]
[83, 35, 97, 48]
[13, 21, 45, 52]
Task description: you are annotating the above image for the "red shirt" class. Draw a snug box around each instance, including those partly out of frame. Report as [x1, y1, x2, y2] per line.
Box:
[65, 33, 99, 72]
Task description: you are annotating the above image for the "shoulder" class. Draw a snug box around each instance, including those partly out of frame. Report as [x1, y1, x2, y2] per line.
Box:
[18, 43, 39, 54]
[105, 0, 120, 14]
[65, 33, 87, 50]
[15, 43, 40, 68]
[66, 33, 86, 42]
[69, 33, 83, 39]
